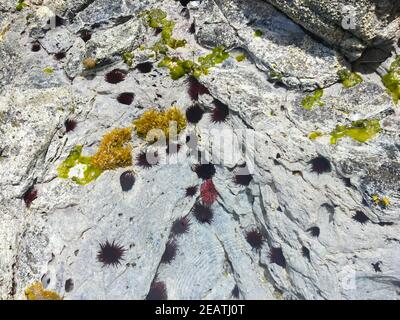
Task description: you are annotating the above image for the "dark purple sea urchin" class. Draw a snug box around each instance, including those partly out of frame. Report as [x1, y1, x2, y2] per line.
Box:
[234, 174, 252, 186]
[136, 62, 153, 73]
[120, 170, 135, 192]
[269, 247, 286, 268]
[245, 229, 264, 251]
[194, 163, 216, 180]
[97, 240, 126, 267]
[309, 156, 331, 174]
[146, 281, 167, 300]
[186, 104, 205, 124]
[64, 119, 77, 133]
[171, 216, 191, 236]
[117, 92, 135, 105]
[161, 240, 177, 264]
[307, 226, 320, 237]
[105, 69, 127, 84]
[31, 42, 41, 52]
[23, 186, 38, 207]
[80, 30, 92, 42]
[187, 76, 209, 101]
[192, 202, 214, 224]
[185, 186, 198, 197]
[54, 52, 66, 60]
[136, 151, 159, 169]
[211, 100, 229, 123]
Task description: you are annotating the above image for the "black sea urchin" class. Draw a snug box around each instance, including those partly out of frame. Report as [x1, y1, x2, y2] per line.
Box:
[185, 186, 198, 197]
[194, 163, 216, 180]
[120, 170, 135, 192]
[192, 203, 213, 224]
[31, 42, 41, 52]
[136, 151, 159, 169]
[307, 226, 320, 237]
[245, 228, 264, 251]
[64, 119, 77, 132]
[231, 285, 240, 299]
[186, 104, 204, 124]
[54, 52, 66, 60]
[146, 281, 167, 300]
[302, 246, 311, 262]
[117, 92, 134, 105]
[187, 76, 209, 101]
[105, 69, 127, 84]
[97, 240, 126, 267]
[211, 100, 229, 123]
[352, 211, 370, 224]
[161, 240, 177, 264]
[171, 216, 191, 236]
[309, 156, 331, 174]
[24, 186, 38, 207]
[136, 62, 153, 73]
[80, 30, 92, 42]
[269, 247, 286, 268]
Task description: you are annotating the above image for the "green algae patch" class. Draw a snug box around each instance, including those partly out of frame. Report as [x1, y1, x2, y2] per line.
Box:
[301, 89, 324, 110]
[143, 8, 187, 53]
[57, 145, 103, 185]
[382, 55, 400, 104]
[308, 131, 324, 140]
[236, 54, 246, 62]
[338, 69, 363, 88]
[330, 119, 381, 144]
[254, 30, 263, 37]
[122, 52, 134, 67]
[43, 67, 54, 74]
[158, 46, 229, 80]
[16, 0, 27, 11]
[372, 195, 390, 208]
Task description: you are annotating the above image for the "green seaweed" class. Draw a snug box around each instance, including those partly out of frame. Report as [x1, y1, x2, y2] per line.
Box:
[236, 54, 246, 62]
[338, 69, 363, 88]
[382, 55, 400, 104]
[158, 46, 229, 80]
[16, 0, 27, 11]
[254, 30, 263, 37]
[122, 52, 134, 67]
[330, 119, 381, 144]
[43, 67, 54, 74]
[57, 145, 103, 185]
[301, 89, 324, 110]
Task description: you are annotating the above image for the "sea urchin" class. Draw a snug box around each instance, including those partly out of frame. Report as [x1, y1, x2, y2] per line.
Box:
[146, 281, 167, 300]
[187, 76, 209, 101]
[161, 240, 177, 264]
[97, 240, 126, 267]
[117, 92, 135, 105]
[309, 156, 331, 174]
[171, 216, 191, 236]
[136, 151, 159, 169]
[185, 186, 198, 197]
[105, 69, 127, 84]
[200, 179, 218, 206]
[211, 100, 229, 123]
[23, 186, 38, 207]
[120, 170, 135, 192]
[269, 247, 286, 268]
[186, 104, 204, 124]
[194, 163, 216, 180]
[245, 228, 264, 251]
[192, 202, 214, 224]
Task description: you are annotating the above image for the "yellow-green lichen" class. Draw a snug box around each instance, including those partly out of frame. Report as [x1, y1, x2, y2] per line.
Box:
[338, 69, 363, 88]
[235, 54, 246, 62]
[254, 30, 263, 37]
[16, 0, 27, 11]
[43, 67, 54, 74]
[382, 55, 400, 104]
[122, 52, 134, 67]
[372, 195, 390, 208]
[301, 89, 324, 110]
[330, 119, 381, 144]
[91, 128, 133, 171]
[25, 282, 62, 300]
[308, 131, 324, 140]
[133, 107, 186, 142]
[57, 145, 103, 185]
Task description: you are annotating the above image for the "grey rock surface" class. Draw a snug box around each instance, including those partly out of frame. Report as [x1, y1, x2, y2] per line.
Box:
[0, 0, 399, 300]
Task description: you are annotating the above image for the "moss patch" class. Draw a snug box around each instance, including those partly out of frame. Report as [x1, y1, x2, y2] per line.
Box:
[382, 55, 400, 104]
[57, 145, 103, 185]
[25, 282, 62, 300]
[330, 119, 381, 144]
[236, 54, 246, 62]
[134, 107, 186, 142]
[338, 69, 363, 88]
[301, 89, 324, 110]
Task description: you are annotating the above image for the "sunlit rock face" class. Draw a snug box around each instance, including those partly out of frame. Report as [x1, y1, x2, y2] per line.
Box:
[0, 0, 399, 300]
